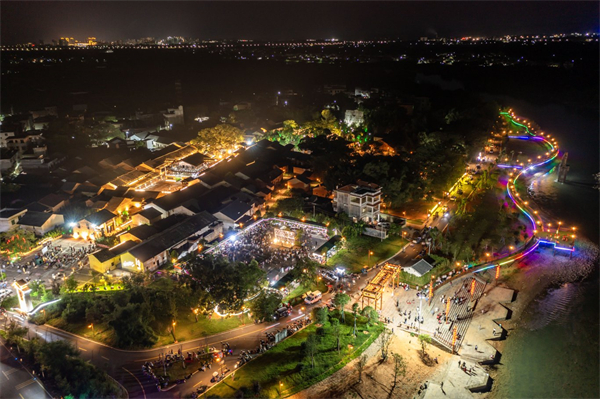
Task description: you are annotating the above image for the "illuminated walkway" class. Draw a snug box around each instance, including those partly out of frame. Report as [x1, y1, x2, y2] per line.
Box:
[431, 109, 573, 295]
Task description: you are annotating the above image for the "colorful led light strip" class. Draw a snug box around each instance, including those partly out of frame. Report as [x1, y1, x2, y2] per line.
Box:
[471, 110, 571, 277]
[537, 239, 575, 252]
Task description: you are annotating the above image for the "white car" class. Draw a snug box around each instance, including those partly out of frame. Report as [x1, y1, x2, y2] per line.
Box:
[304, 291, 322, 305]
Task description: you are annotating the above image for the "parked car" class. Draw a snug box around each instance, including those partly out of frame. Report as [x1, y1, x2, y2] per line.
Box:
[304, 291, 322, 305]
[274, 306, 291, 320]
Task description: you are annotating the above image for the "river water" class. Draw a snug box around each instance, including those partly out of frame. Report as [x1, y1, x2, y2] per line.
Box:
[487, 97, 599, 398]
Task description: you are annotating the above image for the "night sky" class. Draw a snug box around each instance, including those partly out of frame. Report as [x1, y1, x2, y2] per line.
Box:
[1, 1, 598, 44]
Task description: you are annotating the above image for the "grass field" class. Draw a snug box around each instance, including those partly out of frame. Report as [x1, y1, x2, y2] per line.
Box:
[326, 235, 407, 273]
[155, 313, 252, 347]
[46, 308, 252, 348]
[206, 318, 384, 399]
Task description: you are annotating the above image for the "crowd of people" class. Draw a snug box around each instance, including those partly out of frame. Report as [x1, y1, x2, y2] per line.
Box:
[37, 243, 96, 270]
[209, 221, 325, 283]
[143, 345, 234, 392]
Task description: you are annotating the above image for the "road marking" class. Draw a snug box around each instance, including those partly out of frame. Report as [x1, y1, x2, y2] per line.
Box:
[101, 356, 110, 361]
[193, 380, 205, 388]
[3, 368, 18, 378]
[78, 347, 87, 352]
[15, 379, 35, 390]
[263, 323, 280, 330]
[19, 394, 24, 399]
[122, 367, 146, 399]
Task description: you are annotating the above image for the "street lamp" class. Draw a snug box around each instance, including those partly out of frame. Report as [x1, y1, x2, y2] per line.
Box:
[171, 321, 177, 342]
[193, 308, 199, 322]
[368, 250, 374, 267]
[88, 323, 95, 337]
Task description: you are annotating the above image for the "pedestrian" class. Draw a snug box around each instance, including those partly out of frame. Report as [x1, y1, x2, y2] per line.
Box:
[475, 345, 478, 351]
[493, 328, 496, 336]
[458, 360, 461, 367]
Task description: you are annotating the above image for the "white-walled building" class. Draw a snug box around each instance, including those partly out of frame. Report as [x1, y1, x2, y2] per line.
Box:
[333, 181, 381, 223]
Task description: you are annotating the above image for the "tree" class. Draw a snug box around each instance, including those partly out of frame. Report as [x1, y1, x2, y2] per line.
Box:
[330, 318, 342, 354]
[5, 321, 28, 346]
[315, 306, 329, 325]
[303, 334, 319, 368]
[361, 306, 378, 325]
[418, 334, 432, 357]
[64, 276, 78, 293]
[35, 340, 121, 398]
[391, 352, 407, 394]
[378, 328, 393, 361]
[290, 258, 319, 288]
[191, 124, 243, 157]
[107, 303, 157, 348]
[333, 293, 351, 323]
[29, 280, 45, 298]
[51, 281, 61, 296]
[186, 256, 266, 314]
[249, 291, 282, 321]
[356, 354, 368, 383]
[272, 197, 304, 217]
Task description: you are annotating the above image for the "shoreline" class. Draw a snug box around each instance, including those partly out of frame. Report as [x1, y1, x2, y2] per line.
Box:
[482, 237, 599, 399]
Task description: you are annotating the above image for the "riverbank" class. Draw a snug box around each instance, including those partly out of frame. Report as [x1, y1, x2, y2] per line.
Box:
[482, 238, 599, 398]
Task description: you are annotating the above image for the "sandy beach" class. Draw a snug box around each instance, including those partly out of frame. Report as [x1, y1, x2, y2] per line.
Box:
[482, 238, 598, 398]
[290, 331, 452, 399]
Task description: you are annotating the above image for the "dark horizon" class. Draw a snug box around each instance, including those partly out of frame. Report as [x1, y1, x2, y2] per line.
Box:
[1, 1, 599, 45]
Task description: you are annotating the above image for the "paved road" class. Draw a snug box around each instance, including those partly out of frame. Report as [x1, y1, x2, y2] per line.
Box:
[0, 338, 52, 399]
[4, 276, 358, 398]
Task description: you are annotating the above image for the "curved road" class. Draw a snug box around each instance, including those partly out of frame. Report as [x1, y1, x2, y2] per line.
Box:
[4, 110, 564, 399]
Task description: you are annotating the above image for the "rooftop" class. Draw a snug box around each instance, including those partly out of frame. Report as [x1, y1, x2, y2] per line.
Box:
[18, 211, 53, 227]
[83, 209, 117, 226]
[128, 211, 217, 262]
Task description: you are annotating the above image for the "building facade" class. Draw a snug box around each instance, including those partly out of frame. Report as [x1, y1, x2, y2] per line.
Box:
[333, 181, 381, 223]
